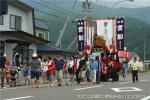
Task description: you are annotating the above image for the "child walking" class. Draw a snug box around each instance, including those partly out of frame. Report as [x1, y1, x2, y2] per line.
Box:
[47, 57, 55, 87]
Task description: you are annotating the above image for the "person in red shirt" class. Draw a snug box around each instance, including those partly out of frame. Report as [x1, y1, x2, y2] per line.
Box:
[73, 58, 77, 75]
[63, 60, 68, 79]
[47, 57, 55, 87]
[5, 57, 11, 86]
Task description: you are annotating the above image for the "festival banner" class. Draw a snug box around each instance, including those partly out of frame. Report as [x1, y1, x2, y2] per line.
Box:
[77, 20, 85, 51]
[84, 20, 96, 55]
[116, 18, 124, 51]
[96, 19, 114, 50]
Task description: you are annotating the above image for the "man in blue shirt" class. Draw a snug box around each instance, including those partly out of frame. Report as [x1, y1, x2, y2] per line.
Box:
[56, 56, 64, 86]
[95, 56, 101, 84]
[122, 61, 128, 80]
[91, 58, 97, 84]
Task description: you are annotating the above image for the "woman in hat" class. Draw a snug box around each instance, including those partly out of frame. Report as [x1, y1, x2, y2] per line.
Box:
[29, 53, 42, 88]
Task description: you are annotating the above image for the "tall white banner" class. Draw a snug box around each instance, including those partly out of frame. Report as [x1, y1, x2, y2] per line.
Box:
[96, 19, 114, 50]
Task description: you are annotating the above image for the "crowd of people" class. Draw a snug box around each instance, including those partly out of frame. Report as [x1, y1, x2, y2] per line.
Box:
[0, 52, 140, 89]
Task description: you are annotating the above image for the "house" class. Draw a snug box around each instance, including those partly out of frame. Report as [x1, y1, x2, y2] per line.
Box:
[145, 60, 150, 68]
[35, 18, 50, 41]
[37, 44, 77, 60]
[0, 0, 48, 64]
[128, 52, 144, 71]
[34, 19, 77, 60]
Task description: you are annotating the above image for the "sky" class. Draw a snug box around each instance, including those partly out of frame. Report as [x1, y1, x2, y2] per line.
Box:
[79, 0, 150, 8]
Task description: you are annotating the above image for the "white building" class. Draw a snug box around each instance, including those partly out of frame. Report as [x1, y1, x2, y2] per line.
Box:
[35, 18, 50, 41]
[145, 60, 150, 65]
[34, 19, 77, 60]
[0, 0, 48, 64]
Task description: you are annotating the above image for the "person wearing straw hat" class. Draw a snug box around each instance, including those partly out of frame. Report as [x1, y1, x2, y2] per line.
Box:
[29, 53, 42, 88]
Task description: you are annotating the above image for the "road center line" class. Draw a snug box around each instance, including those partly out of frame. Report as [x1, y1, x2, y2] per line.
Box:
[140, 96, 150, 100]
[3, 96, 33, 100]
[74, 85, 103, 91]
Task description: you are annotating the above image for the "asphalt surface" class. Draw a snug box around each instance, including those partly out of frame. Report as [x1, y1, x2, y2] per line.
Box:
[1, 74, 150, 100]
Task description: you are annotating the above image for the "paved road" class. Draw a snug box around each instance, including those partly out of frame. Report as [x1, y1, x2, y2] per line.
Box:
[1, 74, 150, 100]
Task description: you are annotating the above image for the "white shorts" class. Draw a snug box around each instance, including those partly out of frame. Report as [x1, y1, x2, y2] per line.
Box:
[56, 70, 63, 79]
[81, 71, 86, 78]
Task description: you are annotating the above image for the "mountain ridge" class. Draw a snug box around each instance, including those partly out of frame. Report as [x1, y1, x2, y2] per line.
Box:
[21, 0, 150, 59]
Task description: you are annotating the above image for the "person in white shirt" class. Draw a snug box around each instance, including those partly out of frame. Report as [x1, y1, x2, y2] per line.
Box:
[131, 57, 139, 83]
[41, 59, 48, 84]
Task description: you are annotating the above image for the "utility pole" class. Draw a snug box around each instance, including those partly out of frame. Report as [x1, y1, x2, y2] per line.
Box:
[144, 36, 146, 70]
[67, 37, 77, 49]
[82, 0, 92, 18]
[55, 0, 77, 47]
[67, 0, 92, 49]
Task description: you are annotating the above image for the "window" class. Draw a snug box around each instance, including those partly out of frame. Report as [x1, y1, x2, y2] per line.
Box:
[0, 16, 3, 25]
[39, 33, 44, 38]
[10, 14, 21, 30]
[16, 16, 21, 30]
[10, 15, 15, 29]
[13, 44, 29, 64]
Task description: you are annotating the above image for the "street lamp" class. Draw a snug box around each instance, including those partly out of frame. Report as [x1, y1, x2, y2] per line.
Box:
[143, 36, 146, 70]
[112, 0, 134, 17]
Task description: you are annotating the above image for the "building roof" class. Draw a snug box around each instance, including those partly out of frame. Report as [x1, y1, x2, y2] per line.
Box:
[145, 60, 150, 63]
[37, 44, 77, 54]
[128, 52, 143, 62]
[8, 0, 33, 11]
[0, 31, 49, 43]
[35, 19, 49, 30]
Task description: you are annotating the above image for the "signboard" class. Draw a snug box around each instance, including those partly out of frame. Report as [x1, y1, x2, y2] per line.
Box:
[116, 18, 124, 51]
[77, 20, 85, 51]
[118, 51, 130, 59]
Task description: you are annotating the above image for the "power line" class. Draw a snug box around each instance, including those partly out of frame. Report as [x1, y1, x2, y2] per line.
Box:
[41, 0, 70, 13]
[22, 0, 66, 20]
[33, 3, 77, 35]
[34, 8, 66, 20]
[55, 0, 77, 47]
[30, 0, 82, 22]
[31, 0, 68, 15]
[34, 0, 82, 19]
[28, 0, 79, 48]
